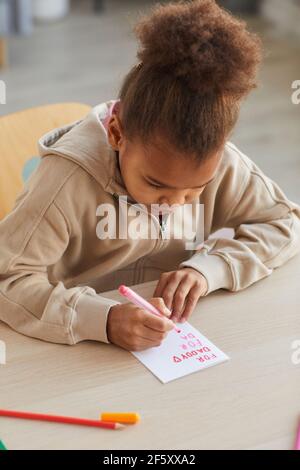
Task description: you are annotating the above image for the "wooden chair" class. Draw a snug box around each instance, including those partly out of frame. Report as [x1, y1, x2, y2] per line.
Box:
[0, 38, 7, 68]
[0, 102, 91, 220]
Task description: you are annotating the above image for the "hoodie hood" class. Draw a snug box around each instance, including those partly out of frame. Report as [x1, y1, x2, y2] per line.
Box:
[38, 100, 128, 197]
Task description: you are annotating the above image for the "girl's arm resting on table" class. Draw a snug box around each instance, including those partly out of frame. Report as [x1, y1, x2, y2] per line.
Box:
[0, 201, 119, 345]
[180, 151, 300, 294]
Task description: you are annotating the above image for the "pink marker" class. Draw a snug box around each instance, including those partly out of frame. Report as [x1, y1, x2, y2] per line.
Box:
[118, 285, 181, 333]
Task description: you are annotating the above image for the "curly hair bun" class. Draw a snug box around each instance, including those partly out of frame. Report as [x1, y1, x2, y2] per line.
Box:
[134, 0, 262, 97]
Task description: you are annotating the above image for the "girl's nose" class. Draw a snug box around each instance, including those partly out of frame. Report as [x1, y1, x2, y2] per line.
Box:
[159, 193, 187, 207]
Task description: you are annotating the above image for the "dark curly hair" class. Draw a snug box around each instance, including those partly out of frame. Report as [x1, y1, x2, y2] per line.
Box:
[118, 0, 262, 162]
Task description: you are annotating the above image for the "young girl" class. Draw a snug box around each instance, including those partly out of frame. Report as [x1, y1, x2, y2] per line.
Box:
[0, 0, 299, 352]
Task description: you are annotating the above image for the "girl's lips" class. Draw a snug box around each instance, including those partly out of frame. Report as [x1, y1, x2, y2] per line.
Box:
[144, 204, 181, 216]
[151, 208, 176, 216]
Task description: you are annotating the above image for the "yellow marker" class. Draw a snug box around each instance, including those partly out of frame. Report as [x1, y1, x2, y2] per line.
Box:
[100, 412, 140, 424]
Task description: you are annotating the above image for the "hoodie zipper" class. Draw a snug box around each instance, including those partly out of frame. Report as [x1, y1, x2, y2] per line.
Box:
[112, 193, 168, 284]
[113, 193, 167, 247]
[113, 193, 162, 285]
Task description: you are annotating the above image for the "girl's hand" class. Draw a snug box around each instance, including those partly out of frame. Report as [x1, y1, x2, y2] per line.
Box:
[153, 268, 208, 323]
[107, 297, 174, 351]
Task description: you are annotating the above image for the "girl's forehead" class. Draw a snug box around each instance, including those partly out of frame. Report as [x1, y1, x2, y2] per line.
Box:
[126, 134, 223, 181]
[135, 144, 222, 189]
[129, 136, 191, 165]
[144, 136, 186, 159]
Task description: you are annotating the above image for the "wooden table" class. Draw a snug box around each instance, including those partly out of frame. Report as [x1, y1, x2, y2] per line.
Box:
[0, 254, 299, 450]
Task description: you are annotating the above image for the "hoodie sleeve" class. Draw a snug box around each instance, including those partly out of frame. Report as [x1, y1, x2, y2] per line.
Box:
[180, 143, 300, 294]
[0, 184, 120, 345]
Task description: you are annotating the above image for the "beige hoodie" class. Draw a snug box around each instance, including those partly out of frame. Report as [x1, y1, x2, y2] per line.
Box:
[0, 100, 299, 345]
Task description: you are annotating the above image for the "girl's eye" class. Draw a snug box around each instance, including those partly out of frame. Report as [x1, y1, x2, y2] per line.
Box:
[146, 180, 162, 189]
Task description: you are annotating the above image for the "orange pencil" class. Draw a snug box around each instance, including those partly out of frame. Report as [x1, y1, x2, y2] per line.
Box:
[101, 412, 140, 424]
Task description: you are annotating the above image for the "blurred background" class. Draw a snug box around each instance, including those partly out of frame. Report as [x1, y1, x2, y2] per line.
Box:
[0, 0, 299, 202]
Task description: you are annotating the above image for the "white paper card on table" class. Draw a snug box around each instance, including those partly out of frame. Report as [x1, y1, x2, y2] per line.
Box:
[131, 322, 229, 383]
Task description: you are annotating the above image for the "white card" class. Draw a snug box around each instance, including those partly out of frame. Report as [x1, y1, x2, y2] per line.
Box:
[131, 322, 229, 383]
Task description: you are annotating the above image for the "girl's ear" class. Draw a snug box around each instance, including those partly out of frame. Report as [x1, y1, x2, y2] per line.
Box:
[107, 114, 124, 150]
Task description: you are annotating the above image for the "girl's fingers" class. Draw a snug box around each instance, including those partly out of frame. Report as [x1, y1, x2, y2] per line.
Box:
[142, 310, 174, 332]
[181, 285, 201, 322]
[160, 275, 182, 311]
[154, 270, 207, 321]
[172, 279, 194, 321]
[153, 273, 169, 298]
[148, 297, 172, 317]
[138, 325, 168, 342]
